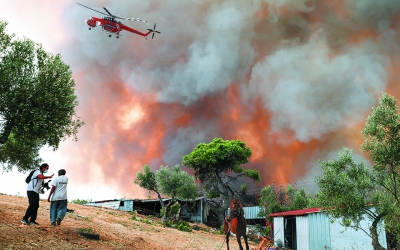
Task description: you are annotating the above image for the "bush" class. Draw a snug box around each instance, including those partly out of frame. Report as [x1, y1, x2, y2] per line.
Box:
[71, 198, 92, 205]
[168, 220, 192, 232]
[160, 202, 181, 220]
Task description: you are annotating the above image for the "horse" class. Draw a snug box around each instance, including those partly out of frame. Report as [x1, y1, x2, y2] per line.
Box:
[224, 199, 249, 250]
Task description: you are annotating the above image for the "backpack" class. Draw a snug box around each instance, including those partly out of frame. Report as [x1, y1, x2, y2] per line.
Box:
[25, 169, 38, 184]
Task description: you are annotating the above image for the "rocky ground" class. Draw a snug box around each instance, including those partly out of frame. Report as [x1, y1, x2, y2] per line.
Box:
[0, 193, 261, 250]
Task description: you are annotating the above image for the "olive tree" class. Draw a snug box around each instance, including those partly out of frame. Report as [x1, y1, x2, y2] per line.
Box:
[362, 93, 400, 244]
[182, 138, 260, 226]
[314, 93, 400, 250]
[134, 164, 199, 226]
[0, 20, 84, 172]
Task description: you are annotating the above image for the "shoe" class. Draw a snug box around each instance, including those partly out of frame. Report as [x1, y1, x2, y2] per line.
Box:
[30, 221, 39, 226]
[21, 219, 29, 225]
[51, 222, 56, 226]
[56, 218, 61, 226]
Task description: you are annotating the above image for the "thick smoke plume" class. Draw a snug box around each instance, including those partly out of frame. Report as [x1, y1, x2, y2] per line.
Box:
[4, 0, 400, 198]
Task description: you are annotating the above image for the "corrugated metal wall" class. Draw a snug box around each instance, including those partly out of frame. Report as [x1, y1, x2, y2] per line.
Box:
[86, 200, 120, 210]
[274, 217, 285, 245]
[243, 206, 264, 219]
[296, 216, 309, 250]
[308, 213, 331, 250]
[225, 206, 264, 219]
[120, 200, 133, 212]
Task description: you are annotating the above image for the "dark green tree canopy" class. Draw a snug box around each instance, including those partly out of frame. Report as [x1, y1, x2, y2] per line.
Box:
[0, 20, 84, 172]
[182, 138, 258, 183]
[182, 138, 260, 226]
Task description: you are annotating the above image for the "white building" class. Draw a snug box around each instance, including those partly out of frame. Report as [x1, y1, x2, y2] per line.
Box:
[270, 208, 387, 250]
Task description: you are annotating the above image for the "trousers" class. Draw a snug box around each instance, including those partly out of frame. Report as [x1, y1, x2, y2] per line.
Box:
[23, 191, 40, 222]
[50, 199, 68, 224]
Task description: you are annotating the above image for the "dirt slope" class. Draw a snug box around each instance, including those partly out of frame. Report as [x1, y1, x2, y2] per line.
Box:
[0, 194, 260, 250]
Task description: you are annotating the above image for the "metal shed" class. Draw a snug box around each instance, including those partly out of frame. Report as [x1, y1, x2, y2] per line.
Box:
[270, 208, 387, 250]
[85, 199, 134, 212]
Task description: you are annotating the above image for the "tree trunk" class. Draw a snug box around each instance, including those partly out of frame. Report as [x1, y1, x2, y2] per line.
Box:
[162, 199, 173, 227]
[370, 214, 387, 250]
[207, 201, 229, 227]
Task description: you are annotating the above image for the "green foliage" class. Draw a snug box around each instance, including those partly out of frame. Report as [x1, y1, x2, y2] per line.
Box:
[160, 202, 181, 222]
[292, 188, 312, 210]
[182, 138, 255, 181]
[70, 198, 92, 205]
[182, 137, 260, 208]
[361, 92, 400, 238]
[167, 220, 192, 232]
[134, 164, 198, 227]
[313, 92, 400, 248]
[218, 225, 225, 234]
[314, 149, 375, 221]
[258, 184, 311, 222]
[142, 218, 152, 224]
[168, 203, 181, 217]
[0, 20, 84, 172]
[78, 227, 93, 233]
[155, 165, 198, 201]
[134, 165, 158, 194]
[244, 169, 261, 182]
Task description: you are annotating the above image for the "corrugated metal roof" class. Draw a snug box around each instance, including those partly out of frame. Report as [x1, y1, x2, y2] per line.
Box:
[269, 208, 321, 217]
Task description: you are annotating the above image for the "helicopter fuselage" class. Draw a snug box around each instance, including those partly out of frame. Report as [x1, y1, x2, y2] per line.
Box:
[85, 16, 151, 37]
[78, 3, 160, 39]
[85, 16, 121, 34]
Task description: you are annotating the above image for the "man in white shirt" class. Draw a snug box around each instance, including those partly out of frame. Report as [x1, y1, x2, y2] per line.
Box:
[21, 163, 54, 226]
[47, 169, 68, 226]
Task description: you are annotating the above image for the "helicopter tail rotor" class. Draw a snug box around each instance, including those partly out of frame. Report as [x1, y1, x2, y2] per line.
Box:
[147, 23, 161, 39]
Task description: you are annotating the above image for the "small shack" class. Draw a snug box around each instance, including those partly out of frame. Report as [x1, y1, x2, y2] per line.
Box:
[269, 208, 387, 250]
[86, 197, 208, 223]
[85, 199, 134, 212]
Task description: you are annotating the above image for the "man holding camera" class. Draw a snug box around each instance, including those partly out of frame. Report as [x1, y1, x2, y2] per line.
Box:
[47, 169, 68, 226]
[21, 163, 54, 226]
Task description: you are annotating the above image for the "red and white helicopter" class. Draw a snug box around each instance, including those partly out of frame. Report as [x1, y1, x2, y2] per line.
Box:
[78, 3, 160, 39]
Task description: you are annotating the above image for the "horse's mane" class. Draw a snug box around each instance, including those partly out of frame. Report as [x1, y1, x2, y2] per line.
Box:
[230, 199, 243, 210]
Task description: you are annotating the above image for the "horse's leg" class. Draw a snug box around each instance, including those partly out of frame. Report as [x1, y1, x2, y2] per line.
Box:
[243, 234, 249, 250]
[225, 230, 230, 250]
[236, 235, 244, 250]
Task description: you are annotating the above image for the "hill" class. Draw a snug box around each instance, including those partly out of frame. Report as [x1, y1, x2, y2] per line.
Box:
[0, 193, 259, 249]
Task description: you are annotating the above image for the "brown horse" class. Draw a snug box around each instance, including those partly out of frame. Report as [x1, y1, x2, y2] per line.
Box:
[224, 199, 249, 250]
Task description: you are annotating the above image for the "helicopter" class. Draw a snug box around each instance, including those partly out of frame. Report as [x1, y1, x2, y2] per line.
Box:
[77, 3, 160, 39]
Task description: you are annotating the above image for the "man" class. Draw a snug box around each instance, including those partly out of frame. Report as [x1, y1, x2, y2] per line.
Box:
[21, 163, 54, 226]
[47, 169, 68, 226]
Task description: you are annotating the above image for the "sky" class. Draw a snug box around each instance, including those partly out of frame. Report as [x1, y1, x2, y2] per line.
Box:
[1, 0, 400, 201]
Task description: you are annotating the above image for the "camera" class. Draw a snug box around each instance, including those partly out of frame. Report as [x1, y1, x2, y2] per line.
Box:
[39, 180, 51, 194]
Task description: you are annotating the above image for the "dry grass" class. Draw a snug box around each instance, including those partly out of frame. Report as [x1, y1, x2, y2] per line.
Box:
[0, 193, 259, 250]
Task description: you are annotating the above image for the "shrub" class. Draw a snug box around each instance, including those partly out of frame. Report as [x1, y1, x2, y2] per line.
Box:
[71, 198, 92, 205]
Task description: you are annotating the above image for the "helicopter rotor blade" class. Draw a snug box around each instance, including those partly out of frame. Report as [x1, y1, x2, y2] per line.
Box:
[77, 3, 109, 16]
[103, 7, 115, 18]
[125, 17, 148, 23]
[147, 23, 161, 39]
